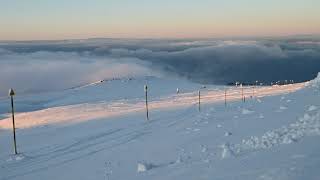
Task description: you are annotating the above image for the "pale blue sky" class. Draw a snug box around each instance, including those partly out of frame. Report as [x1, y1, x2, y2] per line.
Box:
[0, 0, 319, 40]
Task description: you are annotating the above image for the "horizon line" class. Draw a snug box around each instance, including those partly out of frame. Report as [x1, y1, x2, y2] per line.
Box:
[1, 34, 320, 43]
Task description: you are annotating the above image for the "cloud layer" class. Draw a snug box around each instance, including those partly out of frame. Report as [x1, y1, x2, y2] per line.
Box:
[0, 50, 154, 96]
[0, 38, 320, 96]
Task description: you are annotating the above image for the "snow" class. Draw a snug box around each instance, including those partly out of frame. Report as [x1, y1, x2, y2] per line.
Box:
[240, 111, 319, 151]
[0, 81, 304, 130]
[224, 109, 320, 160]
[309, 72, 320, 88]
[220, 143, 234, 159]
[137, 162, 158, 173]
[224, 132, 232, 136]
[0, 75, 319, 180]
[308, 105, 318, 112]
[6, 154, 26, 162]
[242, 108, 255, 115]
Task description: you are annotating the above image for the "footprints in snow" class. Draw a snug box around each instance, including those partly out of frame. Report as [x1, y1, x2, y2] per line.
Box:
[185, 108, 215, 133]
[275, 106, 288, 112]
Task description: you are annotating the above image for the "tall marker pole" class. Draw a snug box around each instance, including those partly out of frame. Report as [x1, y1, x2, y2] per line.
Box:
[252, 86, 255, 98]
[9, 88, 18, 155]
[241, 84, 244, 102]
[255, 80, 258, 98]
[144, 85, 149, 121]
[198, 90, 201, 112]
[225, 88, 227, 107]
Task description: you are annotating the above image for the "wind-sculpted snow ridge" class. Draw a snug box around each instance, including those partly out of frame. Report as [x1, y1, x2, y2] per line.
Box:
[224, 109, 320, 158]
[309, 72, 320, 88]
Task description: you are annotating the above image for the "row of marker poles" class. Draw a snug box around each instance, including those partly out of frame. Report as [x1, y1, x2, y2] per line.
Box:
[143, 79, 298, 118]
[5, 81, 295, 155]
[144, 80, 296, 121]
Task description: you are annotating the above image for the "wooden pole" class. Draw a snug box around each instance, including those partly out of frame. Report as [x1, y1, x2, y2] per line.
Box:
[198, 90, 201, 112]
[9, 89, 18, 155]
[255, 81, 258, 98]
[252, 86, 255, 98]
[225, 88, 227, 107]
[144, 85, 149, 121]
[241, 84, 244, 102]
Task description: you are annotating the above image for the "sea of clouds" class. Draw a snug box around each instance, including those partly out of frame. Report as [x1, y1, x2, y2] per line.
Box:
[0, 37, 319, 96]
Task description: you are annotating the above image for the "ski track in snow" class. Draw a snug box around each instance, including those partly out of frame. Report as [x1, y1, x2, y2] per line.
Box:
[1, 127, 152, 179]
[0, 77, 318, 180]
[0, 102, 200, 180]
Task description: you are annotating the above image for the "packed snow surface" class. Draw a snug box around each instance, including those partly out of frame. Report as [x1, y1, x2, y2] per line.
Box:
[0, 79, 304, 129]
[0, 75, 319, 180]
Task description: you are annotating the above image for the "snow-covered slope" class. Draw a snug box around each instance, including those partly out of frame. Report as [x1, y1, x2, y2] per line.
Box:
[0, 75, 319, 180]
[0, 77, 209, 115]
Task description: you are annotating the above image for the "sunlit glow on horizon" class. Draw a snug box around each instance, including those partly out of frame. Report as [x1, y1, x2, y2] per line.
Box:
[0, 0, 319, 40]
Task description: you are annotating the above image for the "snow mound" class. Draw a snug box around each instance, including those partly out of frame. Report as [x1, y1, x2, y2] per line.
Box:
[137, 162, 156, 173]
[6, 154, 26, 162]
[279, 106, 288, 110]
[217, 124, 223, 128]
[231, 110, 320, 155]
[308, 105, 318, 112]
[220, 143, 234, 159]
[242, 109, 254, 115]
[309, 72, 320, 88]
[224, 132, 232, 136]
[175, 154, 192, 164]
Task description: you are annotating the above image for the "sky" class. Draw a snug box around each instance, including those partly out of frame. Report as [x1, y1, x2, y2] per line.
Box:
[0, 0, 319, 40]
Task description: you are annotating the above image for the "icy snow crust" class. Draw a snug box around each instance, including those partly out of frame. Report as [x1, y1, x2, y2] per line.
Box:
[0, 75, 319, 180]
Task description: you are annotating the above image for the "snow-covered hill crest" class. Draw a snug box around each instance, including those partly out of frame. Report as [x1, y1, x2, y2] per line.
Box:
[0, 75, 319, 180]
